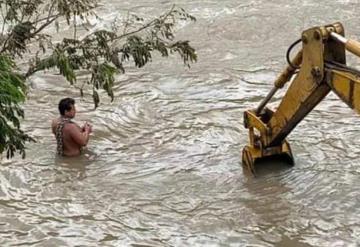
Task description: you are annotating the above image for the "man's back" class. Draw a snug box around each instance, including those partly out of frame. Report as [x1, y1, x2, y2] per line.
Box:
[52, 118, 88, 156]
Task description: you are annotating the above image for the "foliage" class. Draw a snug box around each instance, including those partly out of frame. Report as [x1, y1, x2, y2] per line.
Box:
[0, 54, 35, 158]
[0, 0, 197, 158]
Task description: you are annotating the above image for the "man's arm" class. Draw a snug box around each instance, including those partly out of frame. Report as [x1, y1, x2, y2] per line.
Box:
[68, 124, 91, 146]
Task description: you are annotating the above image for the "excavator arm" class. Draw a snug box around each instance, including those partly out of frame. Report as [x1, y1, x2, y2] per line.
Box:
[242, 22, 360, 174]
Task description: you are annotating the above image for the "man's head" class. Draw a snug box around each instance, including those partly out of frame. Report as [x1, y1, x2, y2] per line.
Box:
[58, 98, 76, 118]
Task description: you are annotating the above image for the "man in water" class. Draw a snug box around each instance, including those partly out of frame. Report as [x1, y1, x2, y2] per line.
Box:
[51, 98, 92, 156]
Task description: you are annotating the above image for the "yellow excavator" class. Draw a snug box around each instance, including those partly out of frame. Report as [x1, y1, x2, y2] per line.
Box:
[242, 22, 360, 174]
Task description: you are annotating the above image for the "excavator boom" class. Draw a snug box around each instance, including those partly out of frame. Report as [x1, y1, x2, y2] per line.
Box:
[242, 22, 360, 174]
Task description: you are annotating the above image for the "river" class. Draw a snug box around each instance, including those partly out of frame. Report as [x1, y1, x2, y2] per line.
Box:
[2, 0, 360, 246]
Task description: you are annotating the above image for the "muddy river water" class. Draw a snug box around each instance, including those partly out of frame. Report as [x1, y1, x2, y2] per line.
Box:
[2, 0, 360, 246]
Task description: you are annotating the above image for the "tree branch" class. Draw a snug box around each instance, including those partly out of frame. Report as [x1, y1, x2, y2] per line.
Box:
[112, 4, 176, 42]
[31, 15, 60, 37]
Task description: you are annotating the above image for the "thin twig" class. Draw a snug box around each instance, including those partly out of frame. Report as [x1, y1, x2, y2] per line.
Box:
[47, 1, 56, 21]
[122, 11, 130, 35]
[31, 15, 59, 37]
[30, 13, 59, 26]
[80, 4, 176, 44]
[112, 5, 175, 42]
[73, 14, 77, 40]
[0, 1, 8, 35]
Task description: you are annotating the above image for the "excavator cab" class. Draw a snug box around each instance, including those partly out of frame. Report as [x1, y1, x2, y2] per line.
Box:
[242, 22, 360, 175]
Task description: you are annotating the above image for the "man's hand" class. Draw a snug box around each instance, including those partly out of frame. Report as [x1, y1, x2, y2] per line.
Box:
[82, 122, 93, 133]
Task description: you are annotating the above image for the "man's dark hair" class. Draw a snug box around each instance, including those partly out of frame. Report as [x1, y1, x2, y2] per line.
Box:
[58, 98, 75, 116]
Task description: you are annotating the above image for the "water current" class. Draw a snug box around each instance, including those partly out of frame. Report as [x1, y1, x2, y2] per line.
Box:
[2, 0, 360, 246]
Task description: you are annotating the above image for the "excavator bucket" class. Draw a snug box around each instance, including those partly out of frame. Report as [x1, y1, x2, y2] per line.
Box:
[242, 141, 294, 175]
[242, 109, 295, 175]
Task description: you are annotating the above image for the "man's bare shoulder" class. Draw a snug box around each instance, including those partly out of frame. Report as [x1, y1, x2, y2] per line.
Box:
[63, 121, 80, 132]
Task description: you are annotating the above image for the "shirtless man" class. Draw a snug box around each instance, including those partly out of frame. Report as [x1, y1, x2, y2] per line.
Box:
[51, 98, 92, 156]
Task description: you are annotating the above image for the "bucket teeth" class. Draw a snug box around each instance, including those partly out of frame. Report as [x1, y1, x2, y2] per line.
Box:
[242, 146, 256, 175]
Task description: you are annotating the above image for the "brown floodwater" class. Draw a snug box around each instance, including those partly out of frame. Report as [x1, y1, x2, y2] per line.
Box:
[2, 0, 360, 246]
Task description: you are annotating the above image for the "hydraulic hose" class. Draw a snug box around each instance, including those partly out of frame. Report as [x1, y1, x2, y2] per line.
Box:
[286, 38, 302, 70]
